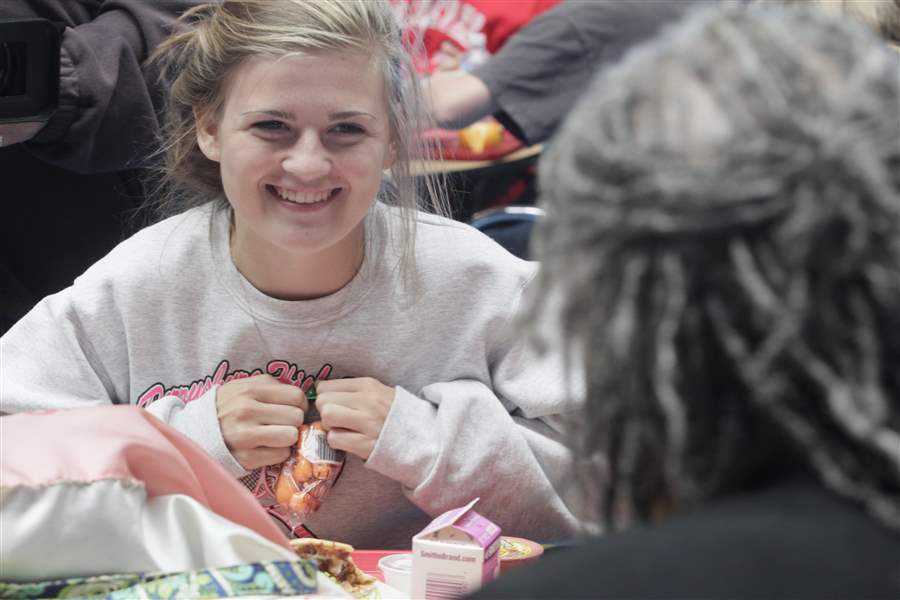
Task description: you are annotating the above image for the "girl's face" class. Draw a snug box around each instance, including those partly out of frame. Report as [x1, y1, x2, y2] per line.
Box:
[196, 51, 394, 280]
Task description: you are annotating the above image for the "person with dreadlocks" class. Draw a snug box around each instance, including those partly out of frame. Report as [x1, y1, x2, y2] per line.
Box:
[786, 0, 900, 46]
[473, 2, 900, 598]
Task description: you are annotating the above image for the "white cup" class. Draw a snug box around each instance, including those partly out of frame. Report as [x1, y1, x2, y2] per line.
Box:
[378, 552, 413, 594]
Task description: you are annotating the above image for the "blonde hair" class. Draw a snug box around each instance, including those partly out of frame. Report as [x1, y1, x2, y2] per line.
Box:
[149, 0, 448, 276]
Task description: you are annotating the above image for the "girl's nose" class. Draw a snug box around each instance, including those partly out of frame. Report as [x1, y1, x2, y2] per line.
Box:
[282, 131, 331, 181]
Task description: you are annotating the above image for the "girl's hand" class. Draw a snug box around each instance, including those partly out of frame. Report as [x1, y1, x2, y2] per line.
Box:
[216, 374, 308, 470]
[315, 377, 395, 460]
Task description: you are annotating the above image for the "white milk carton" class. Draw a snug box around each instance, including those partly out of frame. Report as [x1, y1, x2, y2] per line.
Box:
[411, 498, 502, 599]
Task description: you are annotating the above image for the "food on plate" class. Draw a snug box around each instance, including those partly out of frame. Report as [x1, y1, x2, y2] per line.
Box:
[419, 122, 522, 161]
[458, 120, 505, 153]
[498, 535, 544, 572]
[290, 538, 378, 595]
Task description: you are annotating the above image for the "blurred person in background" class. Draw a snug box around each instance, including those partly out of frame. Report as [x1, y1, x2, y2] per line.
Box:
[474, 2, 900, 598]
[420, 1, 720, 234]
[424, 0, 720, 145]
[390, 0, 562, 220]
[789, 0, 900, 45]
[0, 1, 197, 334]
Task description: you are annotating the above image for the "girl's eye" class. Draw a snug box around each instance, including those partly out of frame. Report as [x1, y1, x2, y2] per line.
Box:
[253, 120, 289, 132]
[330, 123, 366, 136]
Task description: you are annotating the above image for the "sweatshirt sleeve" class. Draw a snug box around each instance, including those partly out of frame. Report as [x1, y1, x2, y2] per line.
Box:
[0, 288, 243, 478]
[0, 291, 120, 414]
[20, 0, 195, 173]
[364, 275, 584, 541]
[144, 388, 248, 478]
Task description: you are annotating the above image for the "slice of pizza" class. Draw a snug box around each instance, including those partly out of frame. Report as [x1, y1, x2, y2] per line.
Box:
[290, 538, 377, 596]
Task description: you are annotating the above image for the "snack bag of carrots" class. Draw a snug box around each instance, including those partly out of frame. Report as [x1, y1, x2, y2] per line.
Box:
[274, 419, 344, 523]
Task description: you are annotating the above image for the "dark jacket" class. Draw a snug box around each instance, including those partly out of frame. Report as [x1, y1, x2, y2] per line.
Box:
[0, 1, 198, 333]
[473, 480, 900, 599]
[1, 0, 197, 172]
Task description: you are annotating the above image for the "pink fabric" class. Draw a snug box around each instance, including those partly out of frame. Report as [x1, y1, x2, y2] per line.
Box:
[0, 405, 291, 550]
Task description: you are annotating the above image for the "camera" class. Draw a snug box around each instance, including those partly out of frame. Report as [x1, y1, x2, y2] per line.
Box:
[0, 18, 60, 147]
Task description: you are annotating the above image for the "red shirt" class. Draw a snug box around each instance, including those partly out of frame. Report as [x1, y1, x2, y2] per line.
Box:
[390, 0, 560, 72]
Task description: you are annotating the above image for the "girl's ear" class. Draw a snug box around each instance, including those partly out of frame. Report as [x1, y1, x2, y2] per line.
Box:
[194, 107, 221, 162]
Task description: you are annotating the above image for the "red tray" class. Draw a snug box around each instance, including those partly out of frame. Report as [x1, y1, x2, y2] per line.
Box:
[420, 127, 523, 161]
[351, 549, 410, 581]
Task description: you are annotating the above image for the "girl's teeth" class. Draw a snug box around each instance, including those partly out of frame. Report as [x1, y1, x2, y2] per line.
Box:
[274, 186, 331, 204]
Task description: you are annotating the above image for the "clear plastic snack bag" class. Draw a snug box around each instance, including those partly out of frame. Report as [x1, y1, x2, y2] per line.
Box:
[243, 387, 345, 533]
[274, 421, 344, 522]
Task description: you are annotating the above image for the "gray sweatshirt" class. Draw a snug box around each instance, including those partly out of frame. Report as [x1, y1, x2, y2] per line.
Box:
[0, 202, 582, 548]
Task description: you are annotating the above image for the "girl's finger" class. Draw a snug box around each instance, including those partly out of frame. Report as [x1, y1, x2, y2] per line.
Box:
[233, 445, 292, 471]
[326, 429, 374, 461]
[316, 378, 363, 394]
[251, 401, 305, 428]
[318, 402, 374, 435]
[252, 423, 302, 449]
[315, 390, 359, 409]
[254, 382, 309, 411]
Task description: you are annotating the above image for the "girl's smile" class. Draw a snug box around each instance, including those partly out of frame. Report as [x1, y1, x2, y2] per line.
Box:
[268, 185, 341, 207]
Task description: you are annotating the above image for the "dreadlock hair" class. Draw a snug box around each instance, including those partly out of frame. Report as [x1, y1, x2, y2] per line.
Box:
[779, 0, 900, 45]
[528, 2, 900, 531]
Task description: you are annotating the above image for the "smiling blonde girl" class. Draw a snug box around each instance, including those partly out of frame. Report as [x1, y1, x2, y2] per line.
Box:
[0, 0, 581, 548]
